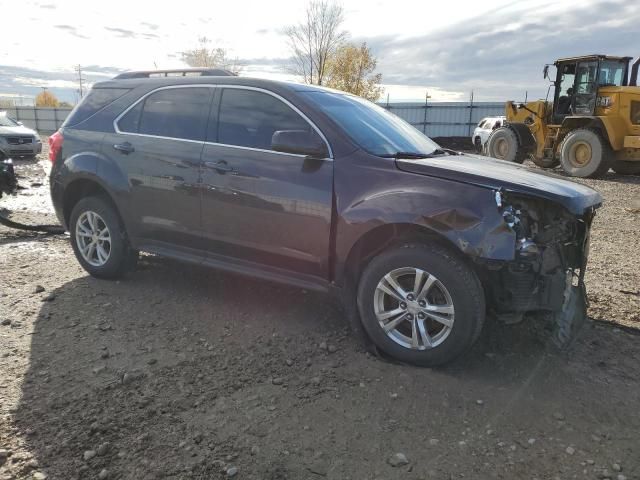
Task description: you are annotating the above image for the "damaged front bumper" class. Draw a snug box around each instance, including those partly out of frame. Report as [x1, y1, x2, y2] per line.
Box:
[479, 191, 598, 346]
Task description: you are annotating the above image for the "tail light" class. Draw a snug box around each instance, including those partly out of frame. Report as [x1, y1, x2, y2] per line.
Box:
[48, 130, 63, 164]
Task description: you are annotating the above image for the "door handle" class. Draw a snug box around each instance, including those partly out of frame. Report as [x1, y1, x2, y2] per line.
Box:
[204, 160, 234, 174]
[113, 142, 135, 154]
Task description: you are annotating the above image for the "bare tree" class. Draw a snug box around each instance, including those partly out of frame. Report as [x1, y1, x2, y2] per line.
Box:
[285, 1, 348, 85]
[180, 37, 243, 74]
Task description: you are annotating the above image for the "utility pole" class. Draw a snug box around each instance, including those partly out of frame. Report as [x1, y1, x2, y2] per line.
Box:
[422, 90, 432, 134]
[74, 64, 86, 98]
[468, 90, 475, 137]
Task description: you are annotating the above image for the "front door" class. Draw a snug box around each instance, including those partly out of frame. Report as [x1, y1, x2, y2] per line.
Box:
[553, 63, 577, 123]
[107, 86, 213, 249]
[200, 87, 333, 279]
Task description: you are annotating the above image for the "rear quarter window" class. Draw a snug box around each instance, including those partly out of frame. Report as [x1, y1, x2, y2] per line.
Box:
[63, 88, 130, 127]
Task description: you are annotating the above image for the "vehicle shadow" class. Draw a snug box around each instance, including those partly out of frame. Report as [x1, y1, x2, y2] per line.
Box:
[11, 256, 640, 479]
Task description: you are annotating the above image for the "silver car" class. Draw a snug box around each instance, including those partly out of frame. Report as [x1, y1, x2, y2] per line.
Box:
[0, 113, 43, 159]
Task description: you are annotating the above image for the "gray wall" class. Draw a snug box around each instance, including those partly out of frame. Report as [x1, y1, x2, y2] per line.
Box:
[3, 101, 506, 137]
[2, 106, 73, 134]
[380, 101, 505, 137]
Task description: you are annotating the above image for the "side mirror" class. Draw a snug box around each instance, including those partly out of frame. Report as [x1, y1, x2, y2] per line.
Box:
[271, 130, 328, 158]
[543, 65, 549, 79]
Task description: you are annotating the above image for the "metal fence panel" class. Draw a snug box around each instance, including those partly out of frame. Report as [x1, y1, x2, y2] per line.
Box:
[380, 101, 505, 137]
[2, 102, 506, 137]
[3, 106, 73, 133]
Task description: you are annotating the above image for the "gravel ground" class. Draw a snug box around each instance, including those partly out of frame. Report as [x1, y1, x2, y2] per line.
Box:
[1, 141, 639, 480]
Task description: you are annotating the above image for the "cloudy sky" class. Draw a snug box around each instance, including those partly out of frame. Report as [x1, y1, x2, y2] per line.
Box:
[1, 0, 638, 104]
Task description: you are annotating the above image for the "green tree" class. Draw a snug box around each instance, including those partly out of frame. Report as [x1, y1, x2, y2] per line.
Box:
[326, 42, 383, 101]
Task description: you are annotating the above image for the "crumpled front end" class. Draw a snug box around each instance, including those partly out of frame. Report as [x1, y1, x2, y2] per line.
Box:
[477, 190, 598, 346]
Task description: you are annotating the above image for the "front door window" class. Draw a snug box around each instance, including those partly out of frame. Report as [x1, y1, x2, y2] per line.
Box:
[573, 60, 598, 115]
[556, 63, 576, 117]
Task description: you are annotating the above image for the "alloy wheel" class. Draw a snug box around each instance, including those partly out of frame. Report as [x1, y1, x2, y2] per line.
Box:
[373, 267, 455, 350]
[75, 211, 111, 267]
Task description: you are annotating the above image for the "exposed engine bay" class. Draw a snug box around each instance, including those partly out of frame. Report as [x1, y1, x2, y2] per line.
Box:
[480, 190, 595, 346]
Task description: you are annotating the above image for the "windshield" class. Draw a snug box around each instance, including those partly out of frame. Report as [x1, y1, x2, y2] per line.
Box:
[0, 114, 19, 127]
[599, 60, 626, 87]
[301, 91, 439, 157]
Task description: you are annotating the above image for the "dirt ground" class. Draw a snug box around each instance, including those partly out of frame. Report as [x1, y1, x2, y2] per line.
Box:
[1, 141, 639, 480]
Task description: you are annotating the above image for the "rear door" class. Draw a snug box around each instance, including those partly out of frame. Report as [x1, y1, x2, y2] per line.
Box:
[105, 86, 213, 249]
[199, 87, 334, 278]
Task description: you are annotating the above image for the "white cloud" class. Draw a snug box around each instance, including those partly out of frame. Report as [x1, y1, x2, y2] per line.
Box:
[1, 0, 638, 102]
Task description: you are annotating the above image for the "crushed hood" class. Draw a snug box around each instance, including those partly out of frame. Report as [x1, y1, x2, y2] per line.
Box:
[395, 153, 602, 215]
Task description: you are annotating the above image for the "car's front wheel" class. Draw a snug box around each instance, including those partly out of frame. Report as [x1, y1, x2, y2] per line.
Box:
[357, 243, 485, 366]
[69, 196, 138, 279]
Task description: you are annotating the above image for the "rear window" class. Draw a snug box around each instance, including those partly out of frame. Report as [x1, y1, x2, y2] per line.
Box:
[63, 88, 130, 127]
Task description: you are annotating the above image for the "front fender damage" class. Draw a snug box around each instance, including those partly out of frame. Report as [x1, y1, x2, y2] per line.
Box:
[484, 190, 595, 347]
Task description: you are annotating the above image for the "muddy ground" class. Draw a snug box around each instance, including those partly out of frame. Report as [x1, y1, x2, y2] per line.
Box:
[1, 141, 639, 480]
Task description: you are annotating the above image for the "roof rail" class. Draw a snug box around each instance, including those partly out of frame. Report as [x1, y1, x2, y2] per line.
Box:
[113, 68, 237, 80]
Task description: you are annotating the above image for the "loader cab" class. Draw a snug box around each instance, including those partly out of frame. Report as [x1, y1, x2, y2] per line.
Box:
[551, 55, 631, 124]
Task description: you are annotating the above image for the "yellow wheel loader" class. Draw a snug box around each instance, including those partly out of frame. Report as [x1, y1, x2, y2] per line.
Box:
[486, 54, 640, 178]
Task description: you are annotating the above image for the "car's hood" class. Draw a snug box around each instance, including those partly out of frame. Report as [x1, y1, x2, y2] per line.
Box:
[395, 153, 602, 215]
[0, 125, 37, 136]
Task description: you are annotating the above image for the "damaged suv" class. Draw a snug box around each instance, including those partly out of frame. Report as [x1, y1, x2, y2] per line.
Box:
[49, 70, 602, 366]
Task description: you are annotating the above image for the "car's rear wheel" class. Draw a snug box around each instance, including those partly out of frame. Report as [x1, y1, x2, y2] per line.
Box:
[474, 137, 482, 153]
[559, 129, 611, 178]
[70, 196, 138, 279]
[486, 127, 526, 164]
[357, 243, 485, 366]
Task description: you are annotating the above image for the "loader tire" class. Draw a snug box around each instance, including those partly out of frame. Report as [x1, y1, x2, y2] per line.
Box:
[486, 127, 527, 164]
[559, 129, 611, 178]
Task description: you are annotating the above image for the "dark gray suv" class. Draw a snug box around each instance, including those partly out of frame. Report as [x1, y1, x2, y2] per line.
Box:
[50, 69, 602, 366]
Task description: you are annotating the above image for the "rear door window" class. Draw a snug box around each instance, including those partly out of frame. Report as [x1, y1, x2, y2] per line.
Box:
[118, 87, 212, 141]
[214, 88, 317, 150]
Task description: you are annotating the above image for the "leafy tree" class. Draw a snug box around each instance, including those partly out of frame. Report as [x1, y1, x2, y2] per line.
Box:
[285, 1, 348, 85]
[326, 42, 383, 101]
[180, 37, 242, 74]
[35, 90, 60, 107]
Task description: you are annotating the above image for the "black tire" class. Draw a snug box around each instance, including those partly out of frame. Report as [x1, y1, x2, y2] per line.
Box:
[612, 160, 640, 176]
[474, 137, 483, 153]
[356, 243, 485, 366]
[69, 196, 138, 279]
[486, 127, 527, 164]
[559, 129, 611, 178]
